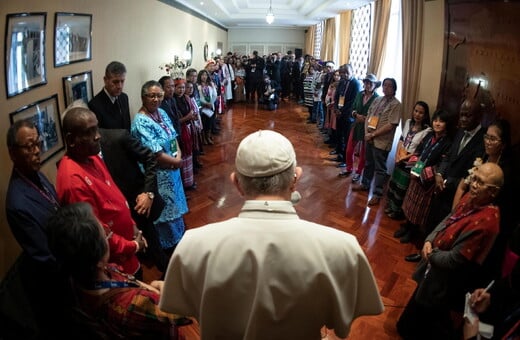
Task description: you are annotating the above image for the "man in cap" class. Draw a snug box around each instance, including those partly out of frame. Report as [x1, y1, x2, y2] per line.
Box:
[160, 130, 383, 339]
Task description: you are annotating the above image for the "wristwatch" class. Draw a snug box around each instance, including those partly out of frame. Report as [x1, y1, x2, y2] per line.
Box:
[146, 192, 155, 200]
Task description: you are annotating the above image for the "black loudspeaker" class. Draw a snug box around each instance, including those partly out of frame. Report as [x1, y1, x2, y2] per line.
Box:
[295, 48, 302, 59]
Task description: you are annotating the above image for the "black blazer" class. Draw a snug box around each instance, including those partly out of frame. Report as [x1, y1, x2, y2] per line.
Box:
[88, 90, 131, 130]
[99, 129, 163, 220]
[437, 126, 486, 190]
[334, 78, 361, 115]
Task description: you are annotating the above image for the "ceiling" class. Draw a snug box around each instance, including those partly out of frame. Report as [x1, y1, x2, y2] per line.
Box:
[174, 0, 374, 29]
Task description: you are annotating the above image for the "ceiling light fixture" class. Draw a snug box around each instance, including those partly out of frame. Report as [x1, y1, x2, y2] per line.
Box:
[266, 0, 274, 24]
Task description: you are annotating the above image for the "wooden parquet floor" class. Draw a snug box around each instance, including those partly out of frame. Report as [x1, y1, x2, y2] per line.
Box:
[148, 100, 421, 339]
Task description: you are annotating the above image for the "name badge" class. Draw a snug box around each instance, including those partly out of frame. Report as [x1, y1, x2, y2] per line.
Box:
[367, 116, 379, 130]
[338, 95, 345, 108]
[171, 139, 178, 157]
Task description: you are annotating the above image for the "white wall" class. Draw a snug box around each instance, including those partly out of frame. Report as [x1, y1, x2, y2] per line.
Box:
[228, 28, 305, 56]
[417, 0, 445, 110]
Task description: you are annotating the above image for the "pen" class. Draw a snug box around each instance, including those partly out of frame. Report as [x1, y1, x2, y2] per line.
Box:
[471, 280, 494, 308]
[482, 280, 495, 294]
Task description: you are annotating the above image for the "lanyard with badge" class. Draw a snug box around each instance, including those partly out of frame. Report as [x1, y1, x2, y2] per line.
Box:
[146, 111, 177, 157]
[410, 135, 443, 178]
[338, 80, 350, 108]
[367, 98, 390, 131]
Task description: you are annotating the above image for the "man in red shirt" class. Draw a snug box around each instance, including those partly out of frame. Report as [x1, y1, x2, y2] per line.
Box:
[57, 106, 146, 276]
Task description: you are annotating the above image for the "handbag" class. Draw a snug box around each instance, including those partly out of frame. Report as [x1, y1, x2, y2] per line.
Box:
[420, 166, 435, 184]
[396, 142, 408, 163]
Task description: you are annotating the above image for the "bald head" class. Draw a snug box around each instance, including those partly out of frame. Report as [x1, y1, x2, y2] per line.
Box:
[62, 107, 101, 161]
[476, 162, 504, 188]
[62, 107, 95, 136]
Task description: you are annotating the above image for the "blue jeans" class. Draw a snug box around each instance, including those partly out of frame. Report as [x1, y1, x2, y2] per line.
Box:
[312, 101, 323, 125]
[361, 142, 389, 197]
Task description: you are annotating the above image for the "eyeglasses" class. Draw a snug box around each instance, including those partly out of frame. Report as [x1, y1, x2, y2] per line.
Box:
[470, 175, 500, 189]
[144, 93, 164, 99]
[483, 134, 501, 143]
[15, 137, 43, 152]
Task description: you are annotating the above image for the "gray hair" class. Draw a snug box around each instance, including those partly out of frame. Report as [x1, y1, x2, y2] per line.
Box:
[141, 80, 162, 97]
[105, 61, 126, 77]
[235, 164, 295, 196]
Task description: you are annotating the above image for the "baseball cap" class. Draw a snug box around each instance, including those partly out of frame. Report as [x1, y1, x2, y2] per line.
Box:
[235, 130, 296, 177]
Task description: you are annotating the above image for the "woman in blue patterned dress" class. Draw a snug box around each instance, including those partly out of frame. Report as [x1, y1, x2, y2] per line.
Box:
[131, 80, 188, 257]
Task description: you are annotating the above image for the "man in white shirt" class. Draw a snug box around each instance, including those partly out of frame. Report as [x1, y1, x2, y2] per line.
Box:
[160, 130, 383, 340]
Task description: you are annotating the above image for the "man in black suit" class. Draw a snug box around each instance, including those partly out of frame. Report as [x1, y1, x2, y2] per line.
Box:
[99, 128, 168, 272]
[331, 64, 361, 165]
[429, 97, 486, 228]
[88, 61, 131, 130]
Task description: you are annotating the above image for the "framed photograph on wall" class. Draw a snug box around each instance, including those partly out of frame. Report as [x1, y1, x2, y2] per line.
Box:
[62, 70, 93, 107]
[54, 12, 92, 67]
[5, 12, 47, 98]
[9, 94, 64, 165]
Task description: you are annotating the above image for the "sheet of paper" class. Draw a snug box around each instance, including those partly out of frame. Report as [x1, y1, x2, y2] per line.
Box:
[464, 292, 478, 324]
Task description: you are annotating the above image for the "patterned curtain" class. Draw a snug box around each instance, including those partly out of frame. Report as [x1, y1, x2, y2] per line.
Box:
[401, 0, 424, 120]
[338, 11, 353, 65]
[304, 25, 316, 56]
[320, 17, 336, 61]
[368, 0, 392, 76]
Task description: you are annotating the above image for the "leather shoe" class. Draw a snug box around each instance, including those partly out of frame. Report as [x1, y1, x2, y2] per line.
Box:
[405, 253, 422, 262]
[351, 184, 369, 192]
[367, 197, 380, 206]
[393, 226, 409, 238]
[185, 183, 197, 191]
[338, 171, 352, 178]
[329, 150, 338, 155]
[387, 211, 405, 220]
[400, 231, 412, 243]
[173, 317, 193, 327]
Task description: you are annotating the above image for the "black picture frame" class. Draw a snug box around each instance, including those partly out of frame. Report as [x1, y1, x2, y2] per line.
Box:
[9, 94, 64, 165]
[62, 70, 93, 107]
[186, 40, 193, 67]
[5, 12, 47, 98]
[54, 12, 92, 67]
[203, 42, 209, 61]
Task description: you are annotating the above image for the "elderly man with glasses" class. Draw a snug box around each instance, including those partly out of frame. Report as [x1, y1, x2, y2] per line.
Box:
[397, 162, 504, 340]
[2, 120, 64, 338]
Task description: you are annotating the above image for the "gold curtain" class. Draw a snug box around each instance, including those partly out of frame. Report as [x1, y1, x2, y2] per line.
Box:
[338, 11, 352, 65]
[368, 0, 392, 76]
[320, 17, 336, 61]
[401, 0, 424, 119]
[304, 25, 316, 56]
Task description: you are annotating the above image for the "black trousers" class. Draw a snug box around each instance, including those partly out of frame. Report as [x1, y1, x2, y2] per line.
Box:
[396, 287, 459, 340]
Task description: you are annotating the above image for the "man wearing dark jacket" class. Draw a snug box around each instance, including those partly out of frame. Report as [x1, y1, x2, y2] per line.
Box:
[99, 128, 168, 272]
[88, 61, 131, 130]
